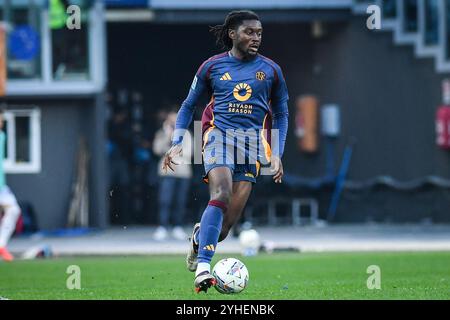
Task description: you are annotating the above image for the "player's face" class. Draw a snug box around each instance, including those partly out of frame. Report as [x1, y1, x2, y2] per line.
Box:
[233, 20, 262, 57]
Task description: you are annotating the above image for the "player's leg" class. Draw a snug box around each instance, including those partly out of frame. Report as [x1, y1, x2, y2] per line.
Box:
[218, 180, 252, 242]
[194, 166, 232, 292]
[186, 181, 251, 271]
[187, 164, 254, 272]
[0, 187, 21, 262]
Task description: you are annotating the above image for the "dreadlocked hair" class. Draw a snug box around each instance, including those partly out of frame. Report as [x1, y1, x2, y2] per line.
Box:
[209, 10, 260, 50]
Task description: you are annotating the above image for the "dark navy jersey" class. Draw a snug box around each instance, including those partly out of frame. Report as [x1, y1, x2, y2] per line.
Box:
[174, 51, 289, 156]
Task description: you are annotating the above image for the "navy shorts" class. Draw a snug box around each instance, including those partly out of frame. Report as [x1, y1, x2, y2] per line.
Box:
[202, 130, 261, 184]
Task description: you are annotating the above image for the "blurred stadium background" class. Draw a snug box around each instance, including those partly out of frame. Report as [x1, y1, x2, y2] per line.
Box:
[1, 0, 450, 258]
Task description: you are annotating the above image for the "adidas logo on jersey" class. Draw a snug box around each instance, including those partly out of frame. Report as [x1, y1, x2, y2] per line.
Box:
[220, 72, 232, 80]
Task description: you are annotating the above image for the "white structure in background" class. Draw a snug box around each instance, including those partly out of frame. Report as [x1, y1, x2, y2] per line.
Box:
[239, 229, 261, 256]
[354, 0, 450, 73]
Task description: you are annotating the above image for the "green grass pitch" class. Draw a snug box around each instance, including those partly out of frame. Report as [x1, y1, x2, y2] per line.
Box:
[0, 252, 449, 299]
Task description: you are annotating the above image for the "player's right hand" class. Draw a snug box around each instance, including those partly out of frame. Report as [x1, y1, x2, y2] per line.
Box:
[271, 155, 284, 184]
[162, 143, 183, 173]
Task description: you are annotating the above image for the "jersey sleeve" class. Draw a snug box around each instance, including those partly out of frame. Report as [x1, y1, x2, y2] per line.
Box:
[271, 64, 289, 104]
[172, 60, 211, 145]
[271, 100, 289, 157]
[271, 63, 289, 157]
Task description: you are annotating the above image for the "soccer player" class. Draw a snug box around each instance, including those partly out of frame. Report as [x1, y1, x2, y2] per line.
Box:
[162, 10, 289, 292]
[0, 109, 21, 262]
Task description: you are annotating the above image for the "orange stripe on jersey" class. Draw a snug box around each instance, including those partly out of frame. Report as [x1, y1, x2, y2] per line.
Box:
[202, 126, 214, 151]
[261, 114, 272, 163]
[202, 95, 216, 185]
[256, 160, 261, 177]
[209, 96, 215, 127]
[202, 96, 216, 151]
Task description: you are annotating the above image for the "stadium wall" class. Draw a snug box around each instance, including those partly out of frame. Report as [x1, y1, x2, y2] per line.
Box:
[276, 17, 450, 222]
[5, 97, 108, 230]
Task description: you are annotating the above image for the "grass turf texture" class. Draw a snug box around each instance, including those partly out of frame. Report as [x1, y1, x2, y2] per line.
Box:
[0, 252, 449, 300]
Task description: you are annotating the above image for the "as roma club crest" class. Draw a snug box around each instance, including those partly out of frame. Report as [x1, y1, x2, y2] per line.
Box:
[256, 71, 266, 81]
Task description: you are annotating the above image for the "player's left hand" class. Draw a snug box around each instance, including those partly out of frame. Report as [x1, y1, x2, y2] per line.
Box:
[271, 155, 284, 184]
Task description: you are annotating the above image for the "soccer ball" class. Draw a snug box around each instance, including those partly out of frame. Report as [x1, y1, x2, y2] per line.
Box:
[212, 258, 249, 294]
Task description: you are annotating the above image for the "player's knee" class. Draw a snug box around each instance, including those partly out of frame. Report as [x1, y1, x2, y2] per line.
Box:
[210, 184, 232, 206]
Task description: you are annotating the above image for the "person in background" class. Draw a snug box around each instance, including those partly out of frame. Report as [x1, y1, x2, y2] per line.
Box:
[153, 109, 192, 241]
[0, 108, 21, 261]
